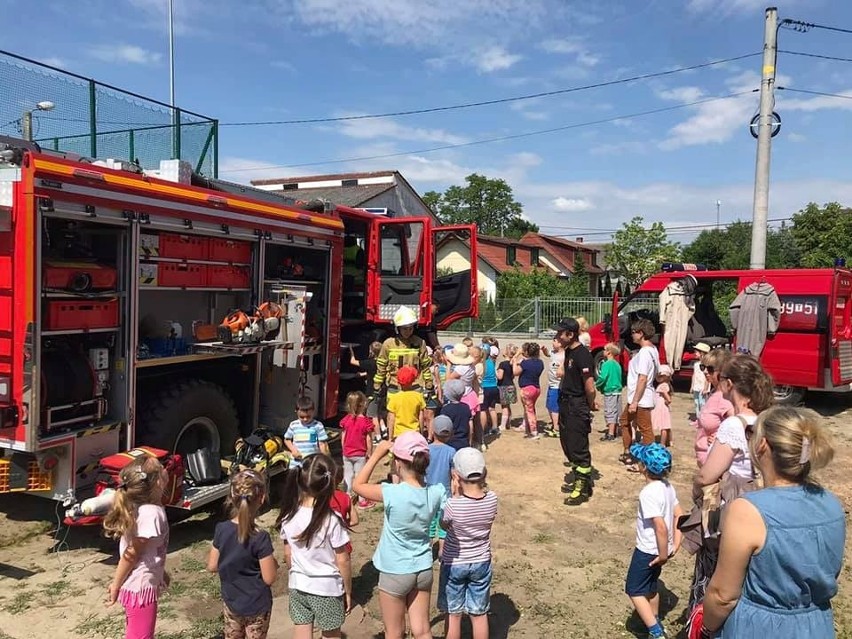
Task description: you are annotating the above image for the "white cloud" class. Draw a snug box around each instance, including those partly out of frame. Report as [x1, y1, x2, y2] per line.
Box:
[473, 46, 523, 73]
[687, 0, 800, 14]
[510, 99, 549, 121]
[539, 38, 600, 67]
[334, 117, 469, 145]
[89, 44, 162, 65]
[270, 60, 297, 73]
[657, 86, 705, 102]
[38, 56, 68, 69]
[552, 197, 593, 212]
[513, 152, 543, 167]
[780, 90, 852, 112]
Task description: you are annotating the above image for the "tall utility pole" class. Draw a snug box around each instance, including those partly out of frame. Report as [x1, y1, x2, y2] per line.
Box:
[716, 200, 721, 229]
[750, 6, 778, 269]
[168, 0, 176, 106]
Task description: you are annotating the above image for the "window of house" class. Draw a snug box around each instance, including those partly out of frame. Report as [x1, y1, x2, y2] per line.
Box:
[530, 247, 540, 266]
[341, 179, 358, 187]
[506, 246, 516, 265]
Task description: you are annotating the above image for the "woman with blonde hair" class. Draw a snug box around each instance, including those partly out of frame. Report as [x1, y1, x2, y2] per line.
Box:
[699, 406, 845, 637]
[575, 317, 591, 349]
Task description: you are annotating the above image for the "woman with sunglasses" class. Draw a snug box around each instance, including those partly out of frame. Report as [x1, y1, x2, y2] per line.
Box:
[693, 349, 734, 467]
[688, 354, 774, 608]
[700, 406, 844, 638]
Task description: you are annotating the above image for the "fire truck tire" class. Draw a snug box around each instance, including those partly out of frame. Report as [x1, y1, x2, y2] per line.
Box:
[139, 379, 239, 457]
[593, 350, 606, 378]
[773, 385, 806, 406]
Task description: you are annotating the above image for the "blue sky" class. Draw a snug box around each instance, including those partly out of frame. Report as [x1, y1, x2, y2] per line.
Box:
[3, 0, 852, 243]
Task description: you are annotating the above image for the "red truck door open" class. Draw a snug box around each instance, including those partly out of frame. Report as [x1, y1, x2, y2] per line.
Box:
[431, 224, 478, 329]
[830, 270, 852, 386]
[366, 217, 431, 324]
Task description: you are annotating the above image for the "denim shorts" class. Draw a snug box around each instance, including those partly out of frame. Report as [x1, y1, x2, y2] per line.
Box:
[438, 561, 493, 615]
[546, 387, 560, 413]
[624, 548, 661, 597]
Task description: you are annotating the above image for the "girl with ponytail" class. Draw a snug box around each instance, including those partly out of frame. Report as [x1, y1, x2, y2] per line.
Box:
[207, 469, 278, 639]
[277, 454, 352, 638]
[103, 455, 171, 639]
[700, 406, 846, 638]
[354, 432, 446, 639]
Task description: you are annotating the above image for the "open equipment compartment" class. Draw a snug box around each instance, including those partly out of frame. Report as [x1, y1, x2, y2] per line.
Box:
[39, 217, 128, 435]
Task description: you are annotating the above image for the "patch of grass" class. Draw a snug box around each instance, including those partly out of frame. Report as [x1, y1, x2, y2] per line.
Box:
[532, 532, 554, 544]
[179, 554, 206, 572]
[72, 613, 124, 639]
[0, 631, 17, 639]
[0, 520, 53, 549]
[1, 591, 32, 615]
[158, 614, 223, 639]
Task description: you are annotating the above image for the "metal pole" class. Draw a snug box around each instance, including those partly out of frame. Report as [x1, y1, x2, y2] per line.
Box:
[168, 0, 176, 106]
[750, 6, 778, 270]
[89, 80, 98, 157]
[716, 199, 721, 230]
[21, 111, 32, 141]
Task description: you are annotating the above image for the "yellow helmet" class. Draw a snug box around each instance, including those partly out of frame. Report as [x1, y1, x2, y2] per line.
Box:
[393, 305, 418, 329]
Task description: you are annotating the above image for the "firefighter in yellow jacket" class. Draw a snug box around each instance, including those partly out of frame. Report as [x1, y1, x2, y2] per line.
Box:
[373, 305, 434, 394]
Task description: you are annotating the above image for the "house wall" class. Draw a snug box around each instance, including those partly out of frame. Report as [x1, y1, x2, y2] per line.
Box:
[538, 252, 566, 276]
[436, 238, 497, 300]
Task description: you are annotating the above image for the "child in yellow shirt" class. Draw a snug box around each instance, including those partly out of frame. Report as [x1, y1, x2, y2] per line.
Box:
[386, 365, 426, 439]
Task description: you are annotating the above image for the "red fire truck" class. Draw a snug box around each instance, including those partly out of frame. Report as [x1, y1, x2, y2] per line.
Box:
[589, 264, 852, 405]
[0, 136, 477, 511]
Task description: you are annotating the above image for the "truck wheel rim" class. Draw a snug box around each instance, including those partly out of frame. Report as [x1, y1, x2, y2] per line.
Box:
[773, 385, 796, 401]
[174, 416, 220, 456]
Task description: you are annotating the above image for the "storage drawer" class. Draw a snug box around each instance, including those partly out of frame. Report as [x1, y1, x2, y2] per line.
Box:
[140, 233, 208, 260]
[158, 263, 207, 288]
[208, 238, 252, 264]
[207, 264, 250, 289]
[45, 299, 119, 330]
[43, 261, 118, 291]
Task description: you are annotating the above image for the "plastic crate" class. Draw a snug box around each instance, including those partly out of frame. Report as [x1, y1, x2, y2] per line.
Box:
[143, 337, 190, 357]
[158, 263, 207, 288]
[43, 261, 117, 291]
[207, 265, 250, 289]
[0, 459, 53, 493]
[45, 299, 119, 330]
[208, 238, 252, 264]
[140, 233, 208, 260]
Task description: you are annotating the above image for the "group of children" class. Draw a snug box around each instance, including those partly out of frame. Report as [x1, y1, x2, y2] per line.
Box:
[102, 399, 498, 639]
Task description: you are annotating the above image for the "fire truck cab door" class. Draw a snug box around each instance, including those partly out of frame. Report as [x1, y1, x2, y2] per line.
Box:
[431, 224, 478, 329]
[831, 271, 852, 385]
[367, 218, 431, 324]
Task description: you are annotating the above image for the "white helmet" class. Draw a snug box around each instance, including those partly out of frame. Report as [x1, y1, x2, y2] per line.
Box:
[393, 305, 418, 329]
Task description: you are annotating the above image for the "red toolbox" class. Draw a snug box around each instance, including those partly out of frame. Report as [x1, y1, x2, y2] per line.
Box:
[208, 238, 252, 264]
[43, 261, 118, 291]
[158, 263, 207, 288]
[45, 299, 119, 331]
[141, 233, 208, 260]
[207, 264, 251, 289]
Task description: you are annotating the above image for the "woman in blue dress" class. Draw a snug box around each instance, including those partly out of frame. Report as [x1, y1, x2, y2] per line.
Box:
[701, 406, 846, 638]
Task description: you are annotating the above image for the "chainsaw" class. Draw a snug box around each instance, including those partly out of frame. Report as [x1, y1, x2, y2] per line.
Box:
[218, 302, 284, 344]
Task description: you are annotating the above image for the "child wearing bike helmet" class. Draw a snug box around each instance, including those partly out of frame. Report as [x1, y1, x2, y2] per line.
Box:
[625, 443, 684, 639]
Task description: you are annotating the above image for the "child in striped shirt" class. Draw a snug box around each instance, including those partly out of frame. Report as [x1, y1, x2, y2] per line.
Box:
[439, 448, 498, 639]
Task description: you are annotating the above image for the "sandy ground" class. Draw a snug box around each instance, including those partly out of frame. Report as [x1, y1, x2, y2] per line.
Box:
[2, 387, 852, 638]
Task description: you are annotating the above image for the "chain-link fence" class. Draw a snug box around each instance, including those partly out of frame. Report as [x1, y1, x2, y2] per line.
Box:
[0, 49, 218, 176]
[449, 297, 613, 335]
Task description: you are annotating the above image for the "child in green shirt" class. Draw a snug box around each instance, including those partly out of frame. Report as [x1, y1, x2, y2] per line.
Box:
[596, 342, 623, 441]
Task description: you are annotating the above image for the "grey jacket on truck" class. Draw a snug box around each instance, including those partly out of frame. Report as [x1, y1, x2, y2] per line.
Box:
[729, 282, 781, 357]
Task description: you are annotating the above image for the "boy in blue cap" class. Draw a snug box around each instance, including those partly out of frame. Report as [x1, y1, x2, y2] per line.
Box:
[625, 443, 684, 639]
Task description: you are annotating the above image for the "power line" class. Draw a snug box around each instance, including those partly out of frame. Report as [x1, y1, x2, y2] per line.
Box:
[777, 86, 852, 100]
[548, 217, 792, 239]
[218, 53, 761, 127]
[219, 90, 757, 174]
[779, 49, 852, 64]
[781, 19, 852, 36]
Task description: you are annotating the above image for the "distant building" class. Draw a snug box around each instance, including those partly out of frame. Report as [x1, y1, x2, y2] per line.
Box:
[437, 232, 603, 300]
[251, 170, 437, 221]
[584, 242, 630, 296]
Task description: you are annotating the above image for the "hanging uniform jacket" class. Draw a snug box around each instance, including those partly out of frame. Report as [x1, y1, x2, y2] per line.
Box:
[373, 334, 434, 392]
[659, 277, 696, 371]
[729, 282, 781, 357]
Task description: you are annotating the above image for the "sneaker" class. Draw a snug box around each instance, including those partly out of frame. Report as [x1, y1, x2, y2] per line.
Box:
[357, 499, 375, 509]
[530, 434, 541, 441]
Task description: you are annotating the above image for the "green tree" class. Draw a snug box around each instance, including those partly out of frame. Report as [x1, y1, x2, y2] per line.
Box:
[682, 221, 800, 270]
[566, 253, 590, 296]
[504, 217, 539, 239]
[790, 202, 852, 267]
[496, 267, 575, 300]
[606, 216, 681, 288]
[425, 173, 525, 235]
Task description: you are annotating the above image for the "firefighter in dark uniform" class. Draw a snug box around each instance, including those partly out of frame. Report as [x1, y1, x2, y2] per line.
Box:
[553, 317, 598, 506]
